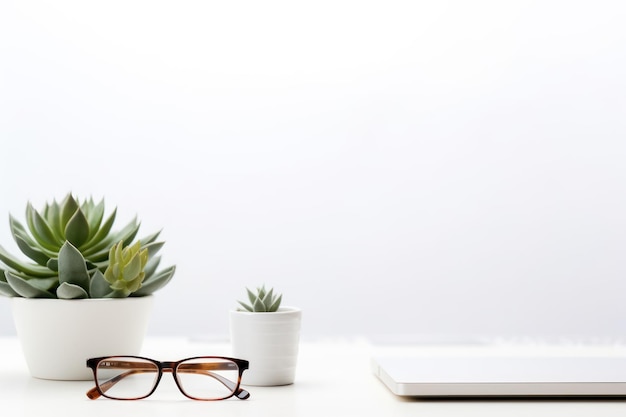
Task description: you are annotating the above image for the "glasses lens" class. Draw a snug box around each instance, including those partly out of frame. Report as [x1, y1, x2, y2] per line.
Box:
[95, 357, 159, 400]
[176, 358, 240, 400]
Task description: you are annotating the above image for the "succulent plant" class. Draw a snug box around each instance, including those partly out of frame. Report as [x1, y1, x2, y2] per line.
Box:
[237, 285, 282, 312]
[0, 193, 176, 299]
[104, 240, 149, 297]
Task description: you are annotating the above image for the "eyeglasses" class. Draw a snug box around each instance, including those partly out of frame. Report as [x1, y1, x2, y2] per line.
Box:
[86, 356, 250, 401]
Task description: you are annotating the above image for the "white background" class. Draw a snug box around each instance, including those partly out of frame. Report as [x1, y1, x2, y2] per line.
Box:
[1, 0, 625, 341]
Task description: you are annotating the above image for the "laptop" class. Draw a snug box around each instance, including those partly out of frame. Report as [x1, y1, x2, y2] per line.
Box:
[372, 355, 626, 397]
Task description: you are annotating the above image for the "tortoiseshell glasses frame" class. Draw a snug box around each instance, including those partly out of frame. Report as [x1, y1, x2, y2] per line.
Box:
[86, 355, 250, 401]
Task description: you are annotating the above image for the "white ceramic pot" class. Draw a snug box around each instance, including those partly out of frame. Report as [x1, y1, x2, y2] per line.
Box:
[11, 295, 154, 380]
[229, 306, 302, 386]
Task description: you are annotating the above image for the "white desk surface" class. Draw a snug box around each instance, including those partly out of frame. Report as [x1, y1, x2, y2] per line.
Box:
[2, 336, 626, 416]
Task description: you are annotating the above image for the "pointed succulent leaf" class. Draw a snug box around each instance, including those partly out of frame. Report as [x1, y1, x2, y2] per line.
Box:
[104, 263, 119, 282]
[28, 203, 60, 250]
[127, 273, 144, 293]
[131, 265, 175, 296]
[58, 241, 90, 292]
[122, 250, 143, 281]
[116, 218, 141, 246]
[60, 193, 80, 230]
[0, 268, 55, 285]
[79, 196, 94, 216]
[5, 271, 55, 298]
[46, 258, 58, 271]
[262, 288, 274, 307]
[237, 300, 253, 312]
[9, 215, 38, 248]
[138, 230, 162, 246]
[246, 287, 257, 304]
[268, 294, 282, 312]
[0, 244, 57, 277]
[258, 285, 266, 300]
[81, 215, 138, 257]
[45, 200, 64, 241]
[141, 241, 164, 258]
[10, 217, 56, 259]
[253, 297, 266, 312]
[81, 208, 117, 251]
[64, 208, 90, 248]
[28, 276, 58, 291]
[85, 198, 105, 241]
[89, 269, 112, 298]
[56, 282, 89, 299]
[0, 280, 19, 297]
[143, 255, 161, 280]
[13, 235, 50, 266]
[108, 289, 129, 298]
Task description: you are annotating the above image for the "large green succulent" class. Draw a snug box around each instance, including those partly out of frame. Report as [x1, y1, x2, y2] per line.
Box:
[0, 194, 175, 299]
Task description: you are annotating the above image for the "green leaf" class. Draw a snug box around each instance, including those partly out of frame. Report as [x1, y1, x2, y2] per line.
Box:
[28, 203, 60, 250]
[143, 255, 161, 280]
[122, 251, 142, 280]
[0, 268, 56, 287]
[64, 208, 90, 247]
[60, 193, 79, 231]
[10, 215, 36, 247]
[0, 280, 19, 297]
[116, 219, 141, 246]
[45, 200, 64, 241]
[268, 294, 282, 312]
[89, 269, 112, 298]
[5, 271, 55, 298]
[0, 244, 57, 277]
[14, 235, 50, 266]
[108, 289, 128, 298]
[253, 297, 266, 312]
[82, 213, 140, 258]
[138, 229, 162, 246]
[56, 282, 88, 299]
[10, 216, 57, 258]
[131, 265, 175, 296]
[58, 241, 90, 292]
[142, 241, 164, 258]
[258, 285, 266, 300]
[237, 300, 253, 312]
[81, 208, 117, 251]
[262, 288, 274, 307]
[84, 247, 113, 263]
[85, 198, 105, 241]
[246, 287, 256, 304]
[47, 258, 58, 271]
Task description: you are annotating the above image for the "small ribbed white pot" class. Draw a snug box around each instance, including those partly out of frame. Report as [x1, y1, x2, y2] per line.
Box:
[11, 296, 154, 381]
[229, 307, 302, 386]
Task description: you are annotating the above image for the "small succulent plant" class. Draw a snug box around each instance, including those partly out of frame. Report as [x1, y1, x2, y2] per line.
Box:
[237, 285, 283, 312]
[0, 193, 176, 299]
[104, 240, 149, 297]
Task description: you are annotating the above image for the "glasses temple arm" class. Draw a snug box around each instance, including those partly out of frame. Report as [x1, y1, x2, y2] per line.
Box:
[178, 368, 250, 400]
[86, 369, 148, 400]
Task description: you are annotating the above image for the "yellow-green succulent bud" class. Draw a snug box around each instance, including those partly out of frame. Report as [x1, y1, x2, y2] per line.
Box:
[104, 240, 148, 296]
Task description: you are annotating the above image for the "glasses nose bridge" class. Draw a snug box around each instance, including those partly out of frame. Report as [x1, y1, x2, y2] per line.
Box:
[161, 361, 178, 372]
